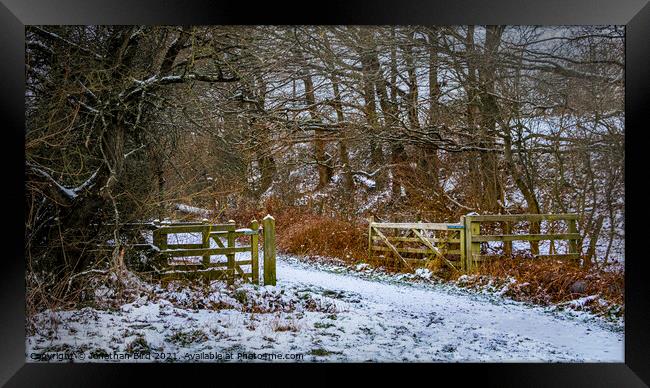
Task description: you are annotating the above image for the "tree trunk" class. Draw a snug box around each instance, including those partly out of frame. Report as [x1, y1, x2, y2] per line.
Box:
[301, 72, 332, 189]
[423, 28, 442, 195]
[464, 26, 483, 209]
[477, 25, 505, 214]
[330, 74, 354, 193]
[358, 29, 385, 191]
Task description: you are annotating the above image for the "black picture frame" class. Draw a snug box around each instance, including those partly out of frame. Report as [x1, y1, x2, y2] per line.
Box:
[2, 0, 648, 386]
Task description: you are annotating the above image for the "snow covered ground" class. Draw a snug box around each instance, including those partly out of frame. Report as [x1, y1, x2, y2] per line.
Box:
[26, 250, 624, 363]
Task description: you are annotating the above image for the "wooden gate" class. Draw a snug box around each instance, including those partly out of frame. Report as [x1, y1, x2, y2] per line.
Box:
[368, 213, 582, 272]
[368, 217, 464, 271]
[151, 215, 276, 285]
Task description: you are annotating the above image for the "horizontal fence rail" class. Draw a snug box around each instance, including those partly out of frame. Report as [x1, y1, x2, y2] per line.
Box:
[368, 213, 582, 273]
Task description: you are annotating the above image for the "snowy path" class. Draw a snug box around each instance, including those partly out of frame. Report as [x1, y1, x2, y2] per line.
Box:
[27, 254, 624, 362]
[274, 258, 623, 362]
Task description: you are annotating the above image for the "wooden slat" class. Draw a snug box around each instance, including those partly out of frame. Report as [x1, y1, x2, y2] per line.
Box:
[459, 216, 466, 271]
[371, 222, 462, 230]
[168, 259, 252, 267]
[201, 223, 211, 266]
[371, 236, 461, 244]
[161, 269, 228, 281]
[371, 255, 462, 265]
[234, 228, 258, 235]
[371, 246, 462, 255]
[158, 221, 209, 226]
[471, 253, 581, 262]
[168, 263, 221, 271]
[161, 246, 250, 257]
[472, 233, 580, 242]
[446, 224, 465, 230]
[226, 224, 236, 286]
[161, 269, 252, 280]
[166, 243, 204, 249]
[157, 224, 235, 234]
[130, 243, 158, 250]
[372, 246, 434, 255]
[250, 219, 259, 285]
[466, 214, 578, 222]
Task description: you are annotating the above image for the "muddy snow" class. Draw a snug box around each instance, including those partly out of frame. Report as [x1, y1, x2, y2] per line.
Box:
[27, 250, 624, 362]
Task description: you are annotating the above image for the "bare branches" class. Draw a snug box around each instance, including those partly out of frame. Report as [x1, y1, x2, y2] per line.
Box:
[28, 26, 105, 60]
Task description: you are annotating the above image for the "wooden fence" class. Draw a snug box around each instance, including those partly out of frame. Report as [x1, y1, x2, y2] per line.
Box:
[150, 215, 276, 285]
[461, 213, 580, 272]
[369, 213, 581, 272]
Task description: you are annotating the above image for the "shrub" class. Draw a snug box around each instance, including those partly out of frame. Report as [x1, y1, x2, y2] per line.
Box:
[463, 258, 624, 316]
[277, 212, 366, 263]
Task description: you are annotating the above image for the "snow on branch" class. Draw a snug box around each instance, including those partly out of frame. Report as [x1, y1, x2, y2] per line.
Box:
[121, 72, 240, 100]
[26, 163, 101, 204]
[174, 203, 211, 218]
[27, 164, 78, 204]
[29, 26, 104, 61]
[73, 168, 101, 193]
[124, 144, 146, 159]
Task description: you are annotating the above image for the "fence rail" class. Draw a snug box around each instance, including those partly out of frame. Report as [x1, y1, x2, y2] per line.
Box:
[368, 213, 581, 272]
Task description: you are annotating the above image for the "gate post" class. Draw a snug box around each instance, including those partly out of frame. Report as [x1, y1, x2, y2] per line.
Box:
[250, 219, 260, 285]
[262, 215, 276, 286]
[154, 220, 167, 251]
[226, 220, 236, 286]
[459, 216, 466, 272]
[201, 219, 211, 268]
[367, 216, 374, 261]
[463, 216, 480, 272]
[470, 220, 480, 272]
[153, 220, 161, 249]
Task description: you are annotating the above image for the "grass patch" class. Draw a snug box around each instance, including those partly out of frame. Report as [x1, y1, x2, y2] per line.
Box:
[309, 348, 342, 356]
[167, 330, 209, 346]
[125, 335, 151, 354]
[271, 318, 299, 332]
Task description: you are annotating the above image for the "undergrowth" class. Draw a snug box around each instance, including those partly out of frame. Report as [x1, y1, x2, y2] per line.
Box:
[458, 259, 624, 317]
